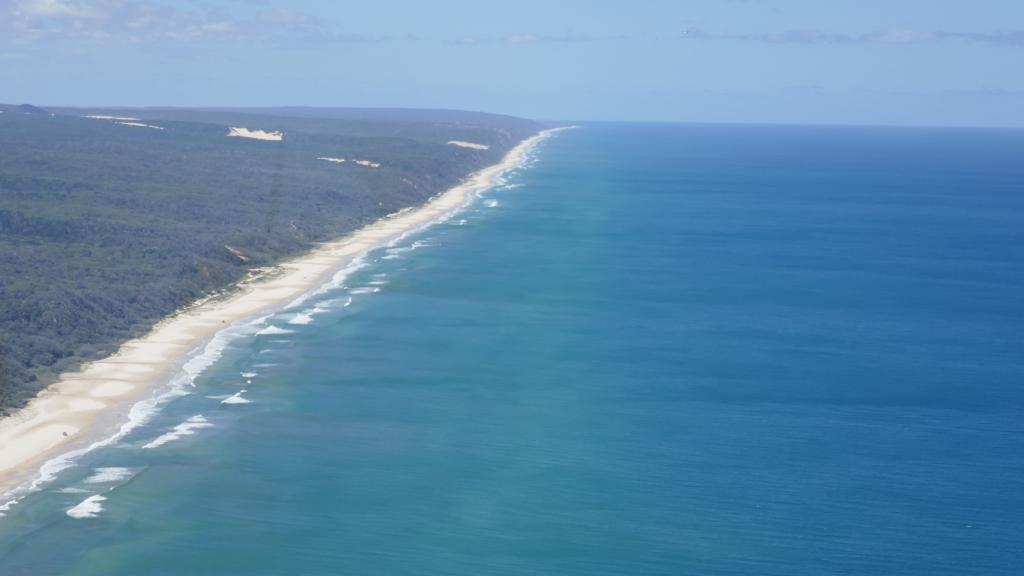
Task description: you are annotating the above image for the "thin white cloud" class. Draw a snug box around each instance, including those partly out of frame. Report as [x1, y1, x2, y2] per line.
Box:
[939, 30, 1024, 47]
[14, 0, 98, 18]
[447, 33, 623, 46]
[681, 27, 1024, 47]
[501, 33, 620, 45]
[0, 1, 623, 49]
[0, 0, 363, 45]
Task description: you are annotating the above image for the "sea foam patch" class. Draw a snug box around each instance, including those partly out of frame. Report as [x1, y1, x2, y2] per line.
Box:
[83, 467, 133, 484]
[384, 246, 412, 257]
[283, 255, 369, 311]
[83, 115, 140, 121]
[256, 326, 293, 336]
[227, 127, 284, 141]
[67, 494, 106, 519]
[381, 238, 435, 260]
[58, 487, 91, 494]
[117, 122, 164, 130]
[447, 140, 489, 150]
[288, 312, 314, 325]
[221, 391, 252, 405]
[142, 415, 213, 449]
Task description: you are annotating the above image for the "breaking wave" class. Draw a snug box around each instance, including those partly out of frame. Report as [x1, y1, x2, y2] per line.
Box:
[142, 415, 213, 449]
[66, 495, 106, 519]
[83, 467, 134, 484]
[221, 391, 252, 405]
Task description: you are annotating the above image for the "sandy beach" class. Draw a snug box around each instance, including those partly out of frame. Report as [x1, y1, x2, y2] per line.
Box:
[0, 128, 562, 501]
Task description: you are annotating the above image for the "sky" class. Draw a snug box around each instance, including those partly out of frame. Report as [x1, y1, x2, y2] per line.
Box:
[2, 0, 1023, 126]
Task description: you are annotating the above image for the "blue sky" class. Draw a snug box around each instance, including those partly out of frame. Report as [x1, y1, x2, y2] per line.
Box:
[2, 0, 1023, 126]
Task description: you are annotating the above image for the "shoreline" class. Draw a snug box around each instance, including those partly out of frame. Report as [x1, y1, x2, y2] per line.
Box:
[0, 127, 565, 503]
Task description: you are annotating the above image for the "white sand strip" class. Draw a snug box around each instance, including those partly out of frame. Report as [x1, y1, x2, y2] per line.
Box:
[0, 127, 567, 499]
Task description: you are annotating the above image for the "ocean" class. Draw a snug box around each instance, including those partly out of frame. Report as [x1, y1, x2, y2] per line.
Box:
[1, 123, 1023, 575]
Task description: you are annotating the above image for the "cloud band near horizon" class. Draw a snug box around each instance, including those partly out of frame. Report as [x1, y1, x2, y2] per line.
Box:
[681, 28, 1024, 47]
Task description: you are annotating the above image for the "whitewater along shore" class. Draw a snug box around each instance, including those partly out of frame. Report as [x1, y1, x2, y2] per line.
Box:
[0, 128, 566, 505]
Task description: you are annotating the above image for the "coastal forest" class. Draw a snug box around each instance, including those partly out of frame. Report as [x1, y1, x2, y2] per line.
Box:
[0, 103, 541, 413]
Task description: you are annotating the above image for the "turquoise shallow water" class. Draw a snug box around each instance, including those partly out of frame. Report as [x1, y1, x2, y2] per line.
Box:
[2, 123, 1024, 574]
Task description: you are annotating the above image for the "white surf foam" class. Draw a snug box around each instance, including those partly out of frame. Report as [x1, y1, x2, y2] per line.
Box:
[178, 325, 244, 385]
[248, 315, 270, 327]
[380, 231, 438, 259]
[142, 415, 213, 449]
[240, 371, 258, 378]
[385, 246, 412, 256]
[284, 255, 369, 311]
[83, 115, 139, 121]
[83, 467, 133, 484]
[0, 329, 233, 513]
[288, 312, 314, 325]
[221, 391, 252, 405]
[256, 326, 293, 336]
[118, 121, 164, 130]
[380, 233, 432, 258]
[67, 494, 106, 519]
[227, 127, 283, 141]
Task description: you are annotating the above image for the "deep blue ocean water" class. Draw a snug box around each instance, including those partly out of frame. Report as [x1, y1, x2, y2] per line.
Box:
[1, 123, 1023, 575]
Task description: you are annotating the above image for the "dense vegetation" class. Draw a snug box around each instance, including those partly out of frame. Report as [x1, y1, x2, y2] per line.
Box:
[0, 104, 541, 412]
